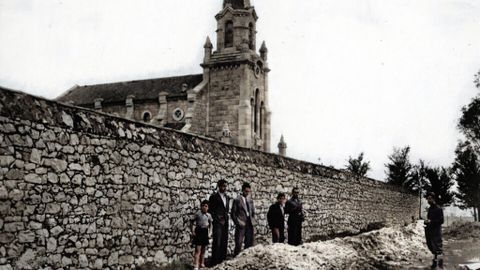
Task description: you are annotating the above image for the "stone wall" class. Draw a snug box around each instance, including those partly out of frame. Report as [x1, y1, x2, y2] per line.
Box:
[0, 87, 419, 269]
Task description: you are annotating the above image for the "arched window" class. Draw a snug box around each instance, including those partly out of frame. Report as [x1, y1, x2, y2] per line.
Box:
[142, 111, 151, 122]
[260, 102, 265, 137]
[254, 89, 259, 133]
[251, 98, 255, 135]
[225, 21, 234, 48]
[249, 23, 254, 50]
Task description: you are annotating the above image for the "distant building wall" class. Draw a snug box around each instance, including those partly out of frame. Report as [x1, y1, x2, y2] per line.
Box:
[0, 87, 419, 269]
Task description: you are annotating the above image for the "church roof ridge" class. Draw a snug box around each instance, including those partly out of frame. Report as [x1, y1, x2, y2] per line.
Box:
[57, 73, 203, 105]
[75, 73, 202, 88]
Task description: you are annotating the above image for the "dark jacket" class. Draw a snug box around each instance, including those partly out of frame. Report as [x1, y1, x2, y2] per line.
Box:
[427, 204, 444, 229]
[208, 192, 230, 226]
[267, 202, 285, 230]
[285, 197, 304, 223]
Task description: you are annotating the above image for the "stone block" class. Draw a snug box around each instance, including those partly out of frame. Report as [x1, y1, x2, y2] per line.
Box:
[9, 189, 24, 201]
[30, 149, 42, 164]
[5, 169, 24, 180]
[108, 252, 119, 265]
[18, 230, 35, 243]
[0, 186, 7, 200]
[118, 255, 134, 265]
[0, 233, 14, 244]
[4, 222, 24, 232]
[47, 237, 57, 252]
[93, 258, 103, 269]
[78, 254, 88, 268]
[24, 174, 41, 184]
[45, 203, 61, 214]
[49, 159, 68, 172]
[0, 156, 15, 167]
[61, 256, 72, 267]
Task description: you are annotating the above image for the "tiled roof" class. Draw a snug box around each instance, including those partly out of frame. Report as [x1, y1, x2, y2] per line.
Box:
[57, 74, 203, 105]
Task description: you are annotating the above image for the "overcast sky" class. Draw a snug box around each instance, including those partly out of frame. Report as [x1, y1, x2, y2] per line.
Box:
[1, 0, 479, 180]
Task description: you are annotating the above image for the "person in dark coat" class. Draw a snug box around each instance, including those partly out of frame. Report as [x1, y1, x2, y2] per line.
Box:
[208, 179, 230, 266]
[267, 193, 287, 243]
[424, 192, 444, 269]
[285, 187, 304, 246]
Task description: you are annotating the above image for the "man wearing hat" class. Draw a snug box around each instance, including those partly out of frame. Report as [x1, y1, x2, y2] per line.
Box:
[424, 192, 444, 269]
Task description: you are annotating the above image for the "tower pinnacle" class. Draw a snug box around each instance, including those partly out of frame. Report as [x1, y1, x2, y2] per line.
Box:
[278, 135, 287, 157]
[260, 41, 268, 60]
[204, 36, 213, 49]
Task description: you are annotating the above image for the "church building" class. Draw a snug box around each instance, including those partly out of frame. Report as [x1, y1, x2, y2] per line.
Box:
[57, 0, 272, 152]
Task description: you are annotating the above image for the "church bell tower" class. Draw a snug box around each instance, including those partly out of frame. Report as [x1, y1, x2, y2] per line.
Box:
[201, 0, 271, 151]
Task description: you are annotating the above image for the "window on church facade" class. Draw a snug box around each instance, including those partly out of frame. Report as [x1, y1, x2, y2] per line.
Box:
[249, 23, 254, 50]
[142, 111, 151, 122]
[251, 98, 255, 135]
[172, 108, 185, 121]
[254, 89, 259, 134]
[260, 102, 265, 138]
[225, 21, 234, 48]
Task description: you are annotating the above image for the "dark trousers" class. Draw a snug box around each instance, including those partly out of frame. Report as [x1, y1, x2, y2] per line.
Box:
[271, 227, 285, 243]
[234, 219, 254, 256]
[425, 226, 443, 256]
[288, 220, 302, 246]
[210, 222, 228, 266]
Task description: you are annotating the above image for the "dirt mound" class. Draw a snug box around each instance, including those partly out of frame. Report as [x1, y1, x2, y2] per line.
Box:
[212, 222, 430, 270]
[444, 221, 480, 240]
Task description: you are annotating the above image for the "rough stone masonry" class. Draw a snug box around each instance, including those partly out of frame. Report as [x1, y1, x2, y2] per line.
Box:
[0, 87, 419, 269]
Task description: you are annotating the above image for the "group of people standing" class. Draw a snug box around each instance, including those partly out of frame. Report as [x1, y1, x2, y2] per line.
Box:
[190, 180, 305, 269]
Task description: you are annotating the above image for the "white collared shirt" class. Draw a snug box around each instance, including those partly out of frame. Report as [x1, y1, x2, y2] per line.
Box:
[219, 192, 227, 208]
[242, 196, 250, 217]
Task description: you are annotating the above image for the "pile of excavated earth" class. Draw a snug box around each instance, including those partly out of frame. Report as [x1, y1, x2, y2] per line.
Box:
[211, 222, 430, 270]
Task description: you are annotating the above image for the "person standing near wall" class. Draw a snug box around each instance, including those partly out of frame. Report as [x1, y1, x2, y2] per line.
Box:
[285, 187, 304, 246]
[424, 192, 444, 269]
[208, 179, 230, 266]
[190, 200, 213, 270]
[267, 193, 287, 243]
[231, 182, 256, 257]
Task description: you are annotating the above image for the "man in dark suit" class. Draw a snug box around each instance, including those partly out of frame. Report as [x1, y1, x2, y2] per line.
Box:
[285, 187, 304, 246]
[231, 182, 255, 257]
[208, 179, 230, 266]
[424, 192, 444, 269]
[267, 193, 287, 243]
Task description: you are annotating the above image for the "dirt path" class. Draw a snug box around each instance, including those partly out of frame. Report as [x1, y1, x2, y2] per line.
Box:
[404, 232, 480, 269]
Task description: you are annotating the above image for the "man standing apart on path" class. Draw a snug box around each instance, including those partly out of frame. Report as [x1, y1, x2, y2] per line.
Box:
[267, 193, 287, 243]
[285, 187, 304, 246]
[208, 179, 230, 266]
[424, 192, 444, 269]
[231, 182, 256, 256]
